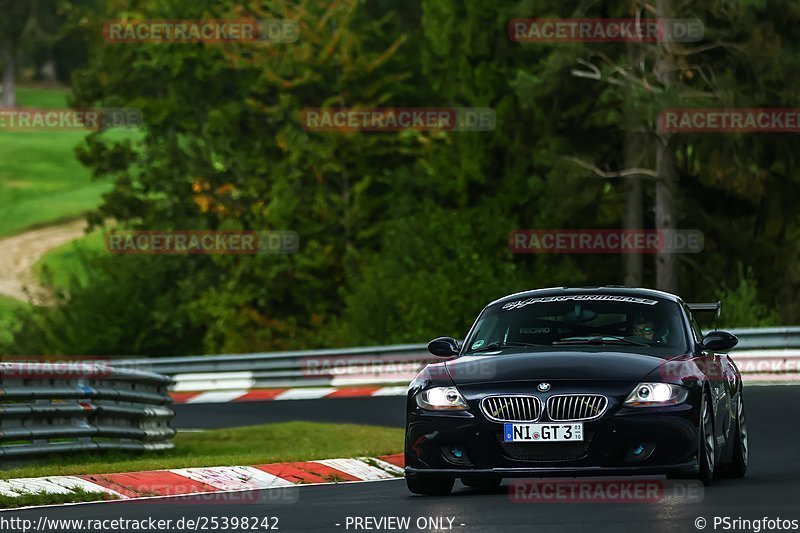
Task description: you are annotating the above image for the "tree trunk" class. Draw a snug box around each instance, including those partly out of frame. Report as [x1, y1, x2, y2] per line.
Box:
[41, 59, 57, 85]
[1, 54, 16, 108]
[655, 137, 678, 293]
[624, 142, 644, 287]
[623, 39, 645, 287]
[653, 0, 679, 293]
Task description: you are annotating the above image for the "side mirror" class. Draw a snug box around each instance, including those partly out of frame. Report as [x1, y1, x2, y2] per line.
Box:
[701, 330, 738, 352]
[428, 337, 459, 357]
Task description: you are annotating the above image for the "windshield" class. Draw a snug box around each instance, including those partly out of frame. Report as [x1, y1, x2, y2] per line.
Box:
[464, 294, 689, 356]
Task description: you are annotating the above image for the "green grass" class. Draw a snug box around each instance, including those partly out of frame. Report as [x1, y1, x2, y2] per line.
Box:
[0, 421, 403, 480]
[0, 488, 115, 510]
[34, 231, 106, 289]
[0, 294, 27, 314]
[0, 86, 144, 238]
[16, 86, 71, 109]
[0, 130, 111, 237]
[0, 295, 28, 346]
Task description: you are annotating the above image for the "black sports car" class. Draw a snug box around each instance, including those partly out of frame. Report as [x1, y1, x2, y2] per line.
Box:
[405, 287, 747, 495]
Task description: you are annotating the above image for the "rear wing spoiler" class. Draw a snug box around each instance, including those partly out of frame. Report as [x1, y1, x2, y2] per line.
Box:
[687, 302, 721, 320]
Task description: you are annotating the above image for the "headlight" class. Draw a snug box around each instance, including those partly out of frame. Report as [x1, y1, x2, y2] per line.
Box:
[624, 382, 689, 407]
[415, 387, 469, 411]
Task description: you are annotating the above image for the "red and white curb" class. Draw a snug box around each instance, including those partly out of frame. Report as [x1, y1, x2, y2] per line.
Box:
[171, 386, 408, 404]
[0, 454, 405, 507]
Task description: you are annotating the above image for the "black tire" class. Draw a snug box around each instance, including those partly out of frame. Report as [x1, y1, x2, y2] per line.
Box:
[721, 394, 748, 479]
[406, 475, 455, 496]
[695, 391, 716, 486]
[461, 476, 502, 489]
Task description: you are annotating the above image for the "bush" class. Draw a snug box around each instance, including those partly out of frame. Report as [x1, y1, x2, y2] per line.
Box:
[4, 252, 209, 356]
[333, 205, 527, 345]
[716, 264, 781, 328]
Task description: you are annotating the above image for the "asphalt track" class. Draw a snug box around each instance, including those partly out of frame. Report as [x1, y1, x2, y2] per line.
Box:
[5, 385, 800, 533]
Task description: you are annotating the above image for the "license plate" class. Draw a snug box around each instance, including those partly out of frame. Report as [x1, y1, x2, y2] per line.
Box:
[503, 422, 583, 442]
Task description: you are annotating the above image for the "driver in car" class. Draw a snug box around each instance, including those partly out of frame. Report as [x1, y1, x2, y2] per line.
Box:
[632, 318, 656, 342]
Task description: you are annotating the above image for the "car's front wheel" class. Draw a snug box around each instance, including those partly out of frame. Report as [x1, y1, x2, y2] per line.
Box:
[406, 475, 455, 496]
[721, 394, 748, 479]
[696, 391, 716, 486]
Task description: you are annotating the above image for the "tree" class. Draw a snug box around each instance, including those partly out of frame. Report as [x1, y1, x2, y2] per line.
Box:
[63, 0, 429, 353]
[11, 0, 800, 357]
[0, 0, 35, 107]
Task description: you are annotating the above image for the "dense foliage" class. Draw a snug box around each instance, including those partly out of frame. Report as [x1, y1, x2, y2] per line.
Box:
[6, 0, 799, 355]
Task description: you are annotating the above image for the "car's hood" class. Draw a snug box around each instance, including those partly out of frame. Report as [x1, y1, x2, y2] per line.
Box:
[444, 349, 671, 386]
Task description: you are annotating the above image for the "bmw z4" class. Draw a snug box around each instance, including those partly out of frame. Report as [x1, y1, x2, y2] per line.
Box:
[404, 287, 747, 495]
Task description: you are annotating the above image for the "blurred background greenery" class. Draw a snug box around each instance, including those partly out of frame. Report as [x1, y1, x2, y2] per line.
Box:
[0, 0, 798, 356]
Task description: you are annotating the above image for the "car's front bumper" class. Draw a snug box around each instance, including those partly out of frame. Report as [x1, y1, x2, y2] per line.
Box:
[405, 383, 702, 477]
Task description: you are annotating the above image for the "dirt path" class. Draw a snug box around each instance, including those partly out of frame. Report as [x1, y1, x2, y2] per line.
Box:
[0, 220, 87, 303]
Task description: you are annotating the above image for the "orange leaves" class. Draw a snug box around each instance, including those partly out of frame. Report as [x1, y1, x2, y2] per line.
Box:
[192, 178, 237, 214]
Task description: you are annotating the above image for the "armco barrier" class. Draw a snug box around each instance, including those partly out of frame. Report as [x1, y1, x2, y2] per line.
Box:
[725, 327, 800, 349]
[0, 362, 175, 459]
[102, 327, 800, 392]
[112, 344, 436, 391]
